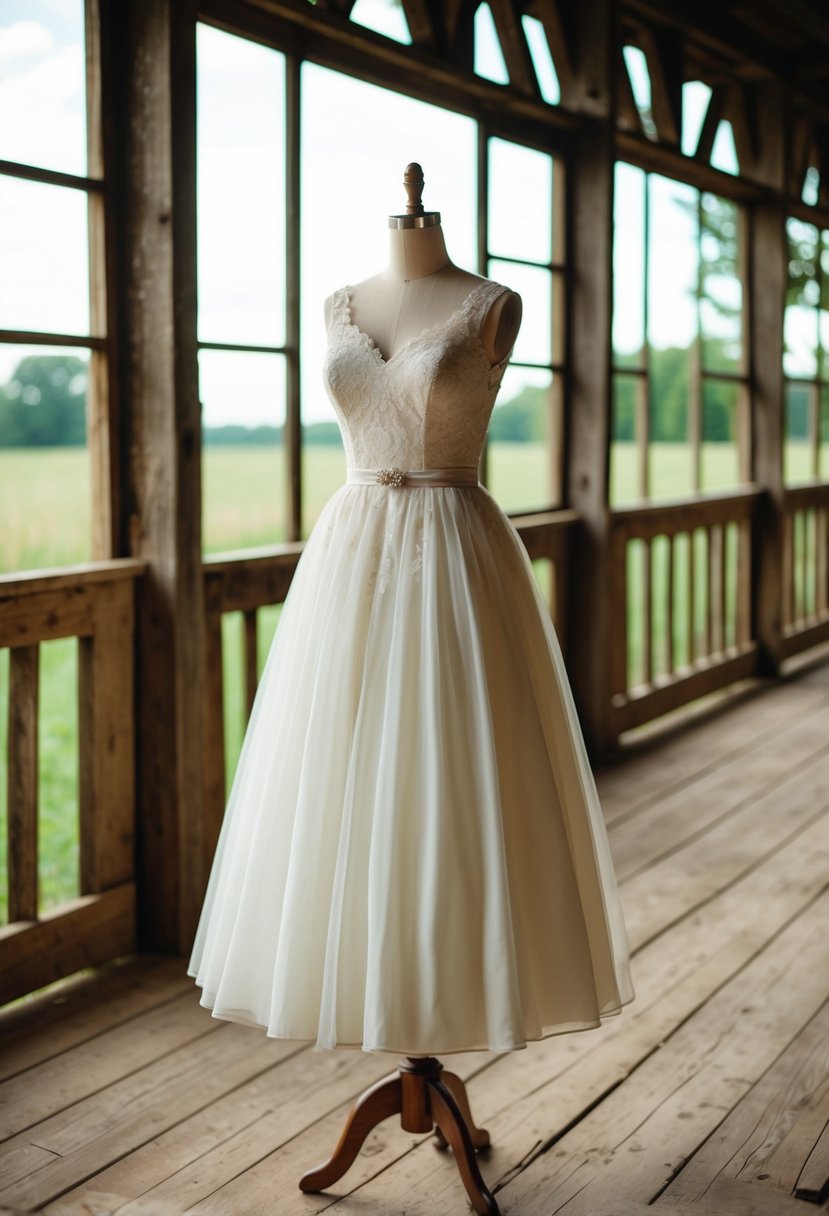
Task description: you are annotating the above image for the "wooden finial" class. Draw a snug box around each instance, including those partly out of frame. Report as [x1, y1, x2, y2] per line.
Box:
[403, 162, 425, 216]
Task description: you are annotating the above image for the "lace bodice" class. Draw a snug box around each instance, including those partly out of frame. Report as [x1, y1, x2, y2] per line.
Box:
[322, 279, 515, 471]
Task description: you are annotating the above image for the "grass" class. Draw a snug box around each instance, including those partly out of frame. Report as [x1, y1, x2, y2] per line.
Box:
[0, 439, 819, 923]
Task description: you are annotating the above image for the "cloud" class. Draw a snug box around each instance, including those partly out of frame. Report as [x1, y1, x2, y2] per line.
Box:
[0, 19, 55, 65]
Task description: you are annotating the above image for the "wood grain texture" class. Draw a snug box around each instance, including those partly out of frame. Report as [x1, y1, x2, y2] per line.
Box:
[7, 645, 39, 924]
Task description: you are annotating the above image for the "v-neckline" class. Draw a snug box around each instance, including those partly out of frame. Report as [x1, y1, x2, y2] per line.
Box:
[340, 279, 499, 369]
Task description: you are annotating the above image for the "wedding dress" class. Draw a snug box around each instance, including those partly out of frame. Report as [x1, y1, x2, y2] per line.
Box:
[188, 276, 634, 1054]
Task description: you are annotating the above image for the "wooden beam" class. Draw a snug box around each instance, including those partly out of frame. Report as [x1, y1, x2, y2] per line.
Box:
[749, 84, 788, 676]
[640, 25, 682, 146]
[110, 0, 207, 952]
[0, 885, 135, 1007]
[724, 81, 759, 178]
[529, 0, 575, 99]
[695, 82, 726, 163]
[617, 45, 643, 135]
[564, 1, 616, 758]
[487, 0, 540, 98]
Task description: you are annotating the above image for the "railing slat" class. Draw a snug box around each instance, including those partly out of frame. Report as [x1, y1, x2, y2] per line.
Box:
[8, 645, 39, 923]
[243, 609, 258, 717]
[78, 581, 136, 894]
[643, 537, 653, 687]
[666, 533, 675, 674]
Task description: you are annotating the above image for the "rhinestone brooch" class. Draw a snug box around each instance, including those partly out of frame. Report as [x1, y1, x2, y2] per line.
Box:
[376, 467, 407, 487]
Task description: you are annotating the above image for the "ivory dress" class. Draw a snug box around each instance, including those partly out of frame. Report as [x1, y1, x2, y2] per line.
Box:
[188, 277, 634, 1054]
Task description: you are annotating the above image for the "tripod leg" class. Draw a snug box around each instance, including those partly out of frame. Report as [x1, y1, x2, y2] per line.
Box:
[439, 1071, 491, 1150]
[429, 1078, 500, 1216]
[299, 1071, 403, 1193]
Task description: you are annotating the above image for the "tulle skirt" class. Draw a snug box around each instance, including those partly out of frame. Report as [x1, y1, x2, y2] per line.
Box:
[188, 481, 634, 1054]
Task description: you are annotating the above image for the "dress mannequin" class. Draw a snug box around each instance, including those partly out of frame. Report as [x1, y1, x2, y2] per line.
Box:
[323, 162, 522, 369]
[302, 165, 518, 1216]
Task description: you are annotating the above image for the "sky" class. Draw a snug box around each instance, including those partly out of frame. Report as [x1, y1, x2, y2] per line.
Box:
[0, 0, 813, 429]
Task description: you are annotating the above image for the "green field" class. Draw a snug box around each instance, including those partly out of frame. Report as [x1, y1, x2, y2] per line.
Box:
[0, 439, 817, 923]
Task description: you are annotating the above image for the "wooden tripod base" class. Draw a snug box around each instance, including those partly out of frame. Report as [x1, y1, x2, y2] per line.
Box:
[299, 1056, 500, 1215]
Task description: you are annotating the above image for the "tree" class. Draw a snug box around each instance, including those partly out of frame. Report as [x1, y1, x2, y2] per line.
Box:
[0, 355, 87, 447]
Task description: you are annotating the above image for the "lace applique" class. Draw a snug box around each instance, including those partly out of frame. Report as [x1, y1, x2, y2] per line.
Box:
[323, 277, 517, 473]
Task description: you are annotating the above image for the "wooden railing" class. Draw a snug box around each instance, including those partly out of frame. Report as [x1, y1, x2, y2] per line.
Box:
[0, 560, 144, 1004]
[201, 511, 578, 827]
[608, 488, 762, 735]
[782, 483, 829, 659]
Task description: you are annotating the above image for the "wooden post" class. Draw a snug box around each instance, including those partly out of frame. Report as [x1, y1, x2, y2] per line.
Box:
[563, 0, 616, 759]
[749, 82, 788, 675]
[109, 0, 207, 951]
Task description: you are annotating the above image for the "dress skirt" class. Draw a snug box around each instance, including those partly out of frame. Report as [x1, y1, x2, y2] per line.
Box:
[188, 481, 634, 1055]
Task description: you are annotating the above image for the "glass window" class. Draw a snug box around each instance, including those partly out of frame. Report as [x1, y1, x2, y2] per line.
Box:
[350, 0, 411, 44]
[784, 217, 829, 484]
[0, 1, 87, 175]
[197, 26, 285, 348]
[612, 166, 747, 503]
[474, 4, 510, 85]
[0, 176, 90, 336]
[521, 16, 560, 104]
[488, 139, 553, 264]
[622, 46, 656, 140]
[200, 350, 287, 550]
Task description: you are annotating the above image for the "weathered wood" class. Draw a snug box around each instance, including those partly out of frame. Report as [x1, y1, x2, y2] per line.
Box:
[488, 0, 540, 98]
[78, 580, 135, 895]
[0, 955, 190, 1083]
[564, 0, 615, 757]
[0, 886, 135, 1007]
[796, 1118, 829, 1202]
[640, 25, 682, 145]
[7, 646, 39, 924]
[115, 0, 206, 952]
[285, 53, 302, 542]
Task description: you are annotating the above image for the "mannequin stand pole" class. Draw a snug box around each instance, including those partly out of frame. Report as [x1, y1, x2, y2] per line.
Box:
[299, 1055, 500, 1215]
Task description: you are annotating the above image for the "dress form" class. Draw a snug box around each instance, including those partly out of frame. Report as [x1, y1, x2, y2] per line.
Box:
[324, 163, 521, 367]
[303, 166, 509, 1216]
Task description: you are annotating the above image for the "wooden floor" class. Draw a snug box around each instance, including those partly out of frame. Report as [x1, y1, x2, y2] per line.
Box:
[3, 661, 829, 1216]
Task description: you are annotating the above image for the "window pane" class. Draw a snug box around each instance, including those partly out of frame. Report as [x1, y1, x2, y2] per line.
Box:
[648, 176, 696, 479]
[0, 177, 89, 335]
[487, 367, 557, 511]
[0, 343, 91, 570]
[521, 16, 560, 104]
[785, 217, 819, 379]
[784, 380, 812, 485]
[710, 121, 739, 175]
[488, 259, 551, 365]
[610, 374, 644, 505]
[488, 138, 552, 264]
[681, 82, 712, 157]
[0, 2, 87, 176]
[474, 4, 509, 85]
[197, 25, 285, 347]
[820, 386, 829, 480]
[622, 46, 656, 140]
[613, 162, 646, 367]
[200, 350, 286, 551]
[350, 0, 411, 43]
[700, 194, 742, 373]
[701, 379, 740, 491]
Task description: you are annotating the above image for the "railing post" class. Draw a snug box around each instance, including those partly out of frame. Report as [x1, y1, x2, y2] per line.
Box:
[111, 0, 207, 952]
[563, 0, 618, 760]
[749, 82, 788, 676]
